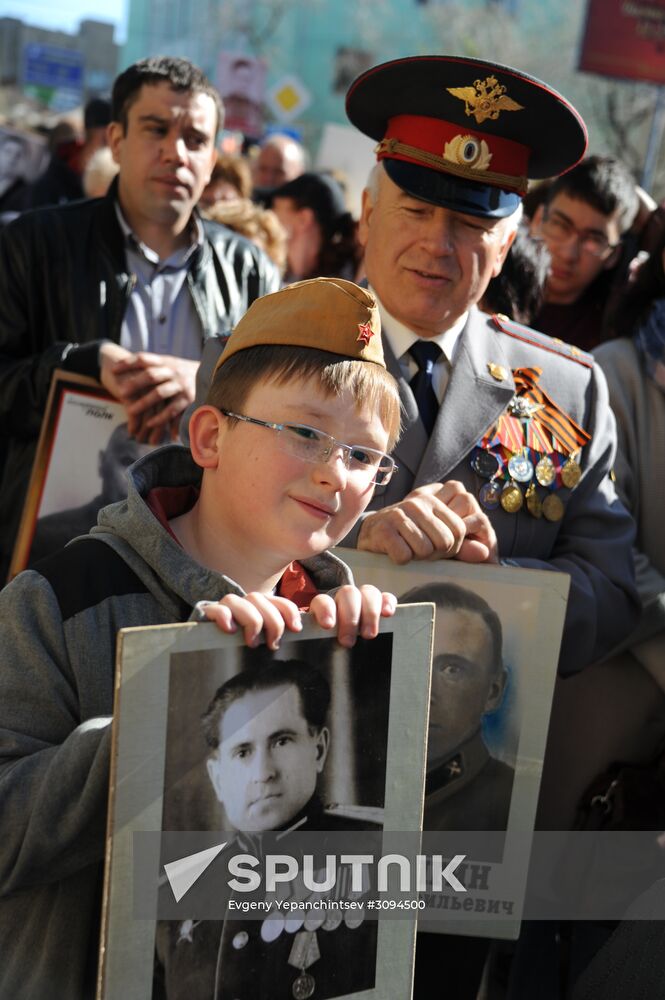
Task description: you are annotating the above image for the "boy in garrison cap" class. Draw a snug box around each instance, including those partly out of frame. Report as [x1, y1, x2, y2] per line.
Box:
[0, 278, 402, 1000]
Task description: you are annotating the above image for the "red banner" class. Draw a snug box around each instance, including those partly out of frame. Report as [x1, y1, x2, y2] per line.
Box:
[579, 0, 665, 85]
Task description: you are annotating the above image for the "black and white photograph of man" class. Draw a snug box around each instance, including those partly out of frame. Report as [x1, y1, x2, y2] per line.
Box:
[153, 641, 391, 1000]
[401, 582, 514, 832]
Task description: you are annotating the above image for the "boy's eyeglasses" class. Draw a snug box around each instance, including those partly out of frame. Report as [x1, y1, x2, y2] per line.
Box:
[221, 409, 397, 486]
[540, 210, 619, 259]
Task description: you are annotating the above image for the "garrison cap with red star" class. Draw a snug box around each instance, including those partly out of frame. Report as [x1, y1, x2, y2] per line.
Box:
[346, 55, 588, 219]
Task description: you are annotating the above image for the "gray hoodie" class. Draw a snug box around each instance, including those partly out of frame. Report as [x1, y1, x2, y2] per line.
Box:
[0, 444, 352, 1000]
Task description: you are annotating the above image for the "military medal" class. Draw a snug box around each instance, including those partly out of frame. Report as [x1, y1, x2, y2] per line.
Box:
[508, 395, 543, 419]
[322, 912, 344, 931]
[292, 973, 316, 999]
[507, 451, 534, 483]
[344, 910, 366, 929]
[261, 913, 285, 942]
[525, 483, 542, 519]
[285, 914, 305, 934]
[542, 493, 565, 522]
[561, 457, 582, 489]
[303, 909, 326, 931]
[177, 919, 201, 945]
[535, 455, 556, 487]
[479, 480, 502, 510]
[500, 481, 523, 513]
[471, 449, 500, 478]
[289, 930, 320, 1000]
[232, 930, 249, 950]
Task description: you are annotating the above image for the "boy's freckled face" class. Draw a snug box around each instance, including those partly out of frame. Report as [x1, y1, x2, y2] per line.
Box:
[211, 375, 389, 565]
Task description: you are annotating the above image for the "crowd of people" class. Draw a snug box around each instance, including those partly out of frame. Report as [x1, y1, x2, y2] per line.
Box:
[0, 47, 664, 1000]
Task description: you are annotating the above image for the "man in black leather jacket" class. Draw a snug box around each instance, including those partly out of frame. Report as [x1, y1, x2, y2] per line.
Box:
[0, 56, 279, 578]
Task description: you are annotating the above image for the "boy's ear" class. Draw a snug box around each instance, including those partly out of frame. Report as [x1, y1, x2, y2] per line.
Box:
[188, 405, 225, 469]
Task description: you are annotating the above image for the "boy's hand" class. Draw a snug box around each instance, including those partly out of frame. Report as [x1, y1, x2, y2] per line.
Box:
[357, 481, 498, 564]
[309, 585, 397, 648]
[200, 593, 303, 651]
[200, 586, 397, 651]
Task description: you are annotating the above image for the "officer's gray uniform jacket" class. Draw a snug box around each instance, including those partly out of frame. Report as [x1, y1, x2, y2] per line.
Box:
[0, 446, 354, 1000]
[345, 305, 639, 675]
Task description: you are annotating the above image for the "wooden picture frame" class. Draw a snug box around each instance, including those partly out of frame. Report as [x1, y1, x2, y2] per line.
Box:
[10, 370, 149, 579]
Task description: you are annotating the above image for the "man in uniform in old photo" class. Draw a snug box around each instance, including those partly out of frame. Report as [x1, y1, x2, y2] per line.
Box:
[154, 659, 380, 1000]
[402, 582, 513, 832]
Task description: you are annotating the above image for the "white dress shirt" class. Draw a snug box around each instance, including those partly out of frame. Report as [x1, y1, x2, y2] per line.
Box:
[372, 293, 467, 403]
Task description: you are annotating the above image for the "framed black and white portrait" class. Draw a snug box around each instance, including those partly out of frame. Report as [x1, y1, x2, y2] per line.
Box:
[98, 606, 434, 999]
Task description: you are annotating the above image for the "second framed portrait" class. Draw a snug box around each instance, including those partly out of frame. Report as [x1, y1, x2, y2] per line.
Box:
[336, 548, 570, 939]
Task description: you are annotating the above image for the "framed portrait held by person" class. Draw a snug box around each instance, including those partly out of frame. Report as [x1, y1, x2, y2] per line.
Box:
[337, 549, 569, 940]
[98, 606, 434, 1000]
[10, 370, 151, 579]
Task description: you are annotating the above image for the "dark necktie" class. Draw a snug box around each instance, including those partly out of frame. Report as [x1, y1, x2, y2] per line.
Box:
[409, 340, 442, 434]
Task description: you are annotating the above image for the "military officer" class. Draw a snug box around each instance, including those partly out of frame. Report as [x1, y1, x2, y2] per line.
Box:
[342, 55, 639, 677]
[341, 54, 640, 1000]
[154, 660, 381, 1000]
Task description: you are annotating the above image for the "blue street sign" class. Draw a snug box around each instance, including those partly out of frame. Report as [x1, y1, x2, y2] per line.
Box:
[23, 43, 84, 92]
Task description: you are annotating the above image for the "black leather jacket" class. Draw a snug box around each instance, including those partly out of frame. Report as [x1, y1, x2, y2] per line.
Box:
[0, 183, 280, 572]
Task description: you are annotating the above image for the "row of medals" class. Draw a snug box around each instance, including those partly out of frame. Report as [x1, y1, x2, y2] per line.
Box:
[472, 446, 581, 522]
[257, 907, 366, 999]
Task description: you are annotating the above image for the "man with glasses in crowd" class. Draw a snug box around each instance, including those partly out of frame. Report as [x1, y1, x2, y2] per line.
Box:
[530, 155, 639, 350]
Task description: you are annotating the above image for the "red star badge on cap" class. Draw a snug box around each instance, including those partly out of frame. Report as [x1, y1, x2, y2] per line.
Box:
[357, 321, 374, 345]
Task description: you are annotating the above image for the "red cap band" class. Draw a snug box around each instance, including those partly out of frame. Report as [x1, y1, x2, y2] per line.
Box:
[380, 114, 530, 189]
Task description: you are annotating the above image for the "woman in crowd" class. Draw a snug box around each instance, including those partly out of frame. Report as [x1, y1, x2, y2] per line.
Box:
[270, 171, 362, 282]
[203, 197, 287, 274]
[199, 153, 252, 210]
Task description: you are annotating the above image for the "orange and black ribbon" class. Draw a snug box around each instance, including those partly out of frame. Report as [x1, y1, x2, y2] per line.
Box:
[512, 367, 591, 455]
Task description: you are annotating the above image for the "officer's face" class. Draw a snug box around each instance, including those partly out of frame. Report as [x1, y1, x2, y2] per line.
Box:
[359, 168, 515, 338]
[206, 683, 329, 831]
[109, 81, 218, 233]
[428, 607, 506, 766]
[532, 191, 622, 306]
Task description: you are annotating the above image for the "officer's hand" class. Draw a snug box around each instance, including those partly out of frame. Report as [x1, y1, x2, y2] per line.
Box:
[357, 481, 498, 564]
[309, 585, 397, 648]
[199, 593, 303, 651]
[445, 485, 499, 564]
[109, 352, 199, 444]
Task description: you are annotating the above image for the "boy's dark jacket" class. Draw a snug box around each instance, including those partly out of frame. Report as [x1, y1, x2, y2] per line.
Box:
[0, 445, 353, 1000]
[0, 179, 280, 571]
